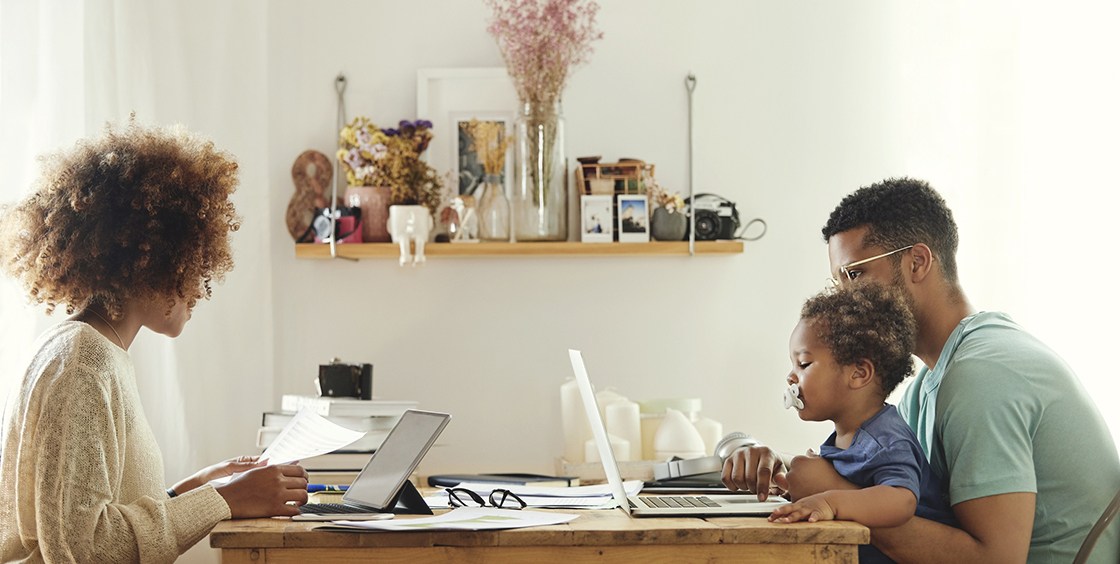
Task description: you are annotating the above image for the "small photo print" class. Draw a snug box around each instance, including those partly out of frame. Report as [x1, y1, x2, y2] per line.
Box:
[581, 195, 613, 243]
[617, 195, 649, 243]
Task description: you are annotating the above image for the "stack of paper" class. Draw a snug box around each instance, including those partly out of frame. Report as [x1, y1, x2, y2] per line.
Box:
[424, 480, 643, 509]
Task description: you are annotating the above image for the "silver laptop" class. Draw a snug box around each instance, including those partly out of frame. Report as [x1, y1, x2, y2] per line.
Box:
[293, 409, 451, 521]
[568, 349, 790, 517]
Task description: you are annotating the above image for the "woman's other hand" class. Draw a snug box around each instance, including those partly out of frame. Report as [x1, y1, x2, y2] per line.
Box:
[215, 464, 309, 518]
[170, 455, 266, 495]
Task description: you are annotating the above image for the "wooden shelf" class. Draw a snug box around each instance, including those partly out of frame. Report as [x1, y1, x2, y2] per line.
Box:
[294, 240, 743, 259]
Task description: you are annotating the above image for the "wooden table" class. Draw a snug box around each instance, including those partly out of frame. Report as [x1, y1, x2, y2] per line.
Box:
[209, 510, 868, 563]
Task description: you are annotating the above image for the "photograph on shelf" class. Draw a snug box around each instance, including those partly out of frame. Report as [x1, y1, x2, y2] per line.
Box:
[416, 68, 517, 189]
[580, 195, 613, 243]
[617, 194, 650, 243]
[452, 113, 512, 197]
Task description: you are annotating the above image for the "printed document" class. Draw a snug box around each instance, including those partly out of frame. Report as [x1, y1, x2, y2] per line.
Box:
[213, 407, 365, 484]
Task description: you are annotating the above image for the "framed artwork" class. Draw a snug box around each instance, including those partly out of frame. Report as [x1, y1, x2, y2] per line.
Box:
[580, 195, 613, 243]
[453, 113, 512, 198]
[416, 68, 518, 197]
[617, 195, 650, 243]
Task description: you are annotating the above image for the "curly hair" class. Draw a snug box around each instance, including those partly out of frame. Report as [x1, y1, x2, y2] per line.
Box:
[801, 282, 917, 397]
[821, 177, 960, 283]
[0, 120, 241, 319]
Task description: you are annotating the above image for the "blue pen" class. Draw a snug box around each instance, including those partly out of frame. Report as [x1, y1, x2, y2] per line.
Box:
[307, 484, 349, 493]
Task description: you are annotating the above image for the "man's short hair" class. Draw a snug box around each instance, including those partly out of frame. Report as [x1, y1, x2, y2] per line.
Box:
[821, 177, 960, 283]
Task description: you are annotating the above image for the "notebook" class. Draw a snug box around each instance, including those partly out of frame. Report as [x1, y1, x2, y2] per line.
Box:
[568, 349, 790, 517]
[292, 409, 451, 521]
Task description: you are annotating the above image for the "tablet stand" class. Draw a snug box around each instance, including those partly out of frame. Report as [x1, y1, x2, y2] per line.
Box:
[388, 481, 432, 515]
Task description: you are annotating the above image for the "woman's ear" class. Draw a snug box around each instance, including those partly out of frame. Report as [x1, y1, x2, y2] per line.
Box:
[848, 359, 876, 390]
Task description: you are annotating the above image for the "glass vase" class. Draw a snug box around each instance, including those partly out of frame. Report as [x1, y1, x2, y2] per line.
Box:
[478, 174, 510, 241]
[513, 101, 567, 241]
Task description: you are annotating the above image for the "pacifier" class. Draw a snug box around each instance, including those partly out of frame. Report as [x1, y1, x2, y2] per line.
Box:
[783, 383, 804, 410]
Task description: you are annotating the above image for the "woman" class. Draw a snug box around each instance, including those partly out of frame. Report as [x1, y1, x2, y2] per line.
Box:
[0, 120, 307, 563]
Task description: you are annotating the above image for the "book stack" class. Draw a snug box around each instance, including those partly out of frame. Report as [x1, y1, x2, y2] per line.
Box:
[258, 395, 419, 483]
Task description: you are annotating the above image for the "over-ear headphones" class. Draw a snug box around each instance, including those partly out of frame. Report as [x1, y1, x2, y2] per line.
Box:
[651, 432, 759, 481]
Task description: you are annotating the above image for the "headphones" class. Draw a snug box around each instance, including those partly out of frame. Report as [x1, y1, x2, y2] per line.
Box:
[651, 432, 758, 481]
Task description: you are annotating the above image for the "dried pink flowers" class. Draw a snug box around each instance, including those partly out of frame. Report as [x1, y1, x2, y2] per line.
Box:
[486, 0, 604, 107]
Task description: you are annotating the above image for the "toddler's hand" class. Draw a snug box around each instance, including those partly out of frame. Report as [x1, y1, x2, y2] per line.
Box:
[768, 492, 836, 523]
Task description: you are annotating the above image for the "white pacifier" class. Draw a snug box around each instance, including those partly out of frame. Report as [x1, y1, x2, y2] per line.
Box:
[783, 383, 804, 410]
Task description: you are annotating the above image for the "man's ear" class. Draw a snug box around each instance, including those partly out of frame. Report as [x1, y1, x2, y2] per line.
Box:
[908, 243, 935, 282]
[848, 359, 876, 390]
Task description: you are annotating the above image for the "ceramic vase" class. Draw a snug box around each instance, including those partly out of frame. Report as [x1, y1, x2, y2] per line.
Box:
[344, 185, 392, 243]
[651, 207, 688, 241]
[387, 205, 433, 266]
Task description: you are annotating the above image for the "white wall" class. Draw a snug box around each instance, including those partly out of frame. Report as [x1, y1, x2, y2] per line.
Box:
[267, 0, 1120, 480]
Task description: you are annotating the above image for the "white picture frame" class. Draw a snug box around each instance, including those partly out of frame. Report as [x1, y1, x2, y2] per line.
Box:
[617, 195, 650, 243]
[416, 68, 518, 198]
[580, 195, 613, 243]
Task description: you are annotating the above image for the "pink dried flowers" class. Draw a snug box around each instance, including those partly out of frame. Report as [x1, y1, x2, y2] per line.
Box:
[486, 0, 604, 107]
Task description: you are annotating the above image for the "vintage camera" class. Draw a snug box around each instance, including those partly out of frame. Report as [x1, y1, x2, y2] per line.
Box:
[683, 193, 740, 240]
[317, 358, 373, 399]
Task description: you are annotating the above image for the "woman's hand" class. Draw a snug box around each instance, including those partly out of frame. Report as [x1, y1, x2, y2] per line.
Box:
[170, 455, 266, 495]
[720, 445, 787, 500]
[215, 464, 309, 518]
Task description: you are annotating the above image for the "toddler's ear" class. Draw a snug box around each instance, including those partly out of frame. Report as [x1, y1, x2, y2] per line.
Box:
[848, 359, 876, 390]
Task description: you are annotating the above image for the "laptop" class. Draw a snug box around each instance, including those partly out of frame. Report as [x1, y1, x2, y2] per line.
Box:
[292, 409, 451, 521]
[568, 349, 791, 517]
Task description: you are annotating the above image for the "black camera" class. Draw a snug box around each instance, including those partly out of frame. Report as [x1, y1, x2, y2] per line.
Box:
[683, 194, 740, 240]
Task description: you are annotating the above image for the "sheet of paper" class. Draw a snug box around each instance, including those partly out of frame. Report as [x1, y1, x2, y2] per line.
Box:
[212, 407, 365, 485]
[322, 507, 580, 531]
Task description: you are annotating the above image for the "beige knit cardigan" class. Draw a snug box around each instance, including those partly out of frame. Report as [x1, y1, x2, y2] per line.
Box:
[0, 321, 230, 563]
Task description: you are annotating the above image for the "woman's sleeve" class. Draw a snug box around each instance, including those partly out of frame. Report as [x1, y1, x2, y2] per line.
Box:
[31, 368, 230, 563]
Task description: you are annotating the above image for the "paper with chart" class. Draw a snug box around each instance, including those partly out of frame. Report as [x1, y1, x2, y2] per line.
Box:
[212, 407, 366, 484]
[424, 480, 644, 509]
[322, 507, 580, 531]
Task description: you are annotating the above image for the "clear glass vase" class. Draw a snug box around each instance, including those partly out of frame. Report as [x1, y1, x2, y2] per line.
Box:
[513, 101, 567, 241]
[478, 174, 510, 241]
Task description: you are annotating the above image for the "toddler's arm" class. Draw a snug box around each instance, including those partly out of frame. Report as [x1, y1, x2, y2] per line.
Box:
[769, 485, 917, 528]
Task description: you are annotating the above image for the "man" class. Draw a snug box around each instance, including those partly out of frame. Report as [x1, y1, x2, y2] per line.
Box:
[723, 177, 1120, 563]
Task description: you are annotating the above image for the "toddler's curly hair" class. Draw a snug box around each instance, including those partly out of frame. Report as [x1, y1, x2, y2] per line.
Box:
[0, 120, 241, 319]
[801, 283, 917, 397]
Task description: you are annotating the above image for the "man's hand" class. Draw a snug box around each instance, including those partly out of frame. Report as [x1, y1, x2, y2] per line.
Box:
[721, 445, 787, 500]
[769, 492, 837, 523]
[171, 455, 266, 495]
[215, 464, 309, 518]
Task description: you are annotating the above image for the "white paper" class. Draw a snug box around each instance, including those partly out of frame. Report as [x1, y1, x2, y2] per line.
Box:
[324, 507, 579, 531]
[212, 407, 366, 485]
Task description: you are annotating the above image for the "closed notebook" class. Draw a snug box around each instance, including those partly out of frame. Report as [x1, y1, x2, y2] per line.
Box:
[427, 473, 580, 488]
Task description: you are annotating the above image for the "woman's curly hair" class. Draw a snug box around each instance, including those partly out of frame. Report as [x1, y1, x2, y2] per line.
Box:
[0, 120, 241, 319]
[801, 282, 917, 397]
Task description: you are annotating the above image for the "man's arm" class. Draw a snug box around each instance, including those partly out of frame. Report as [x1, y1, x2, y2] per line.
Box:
[874, 493, 1034, 564]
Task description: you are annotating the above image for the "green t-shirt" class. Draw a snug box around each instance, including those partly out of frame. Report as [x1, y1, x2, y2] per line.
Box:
[899, 312, 1120, 564]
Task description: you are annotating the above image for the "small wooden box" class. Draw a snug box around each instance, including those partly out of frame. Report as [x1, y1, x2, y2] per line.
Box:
[575, 160, 654, 197]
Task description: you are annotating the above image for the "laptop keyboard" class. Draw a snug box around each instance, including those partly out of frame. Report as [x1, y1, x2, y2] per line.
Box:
[636, 496, 721, 509]
[299, 503, 373, 514]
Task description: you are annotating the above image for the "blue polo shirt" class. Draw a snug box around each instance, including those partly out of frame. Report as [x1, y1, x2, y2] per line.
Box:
[820, 404, 956, 564]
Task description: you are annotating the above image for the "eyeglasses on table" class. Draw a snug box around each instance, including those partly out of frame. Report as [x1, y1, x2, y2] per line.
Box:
[445, 487, 527, 510]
